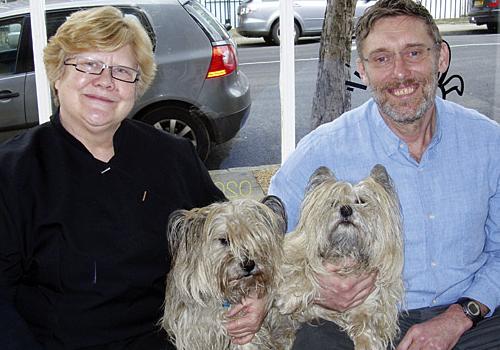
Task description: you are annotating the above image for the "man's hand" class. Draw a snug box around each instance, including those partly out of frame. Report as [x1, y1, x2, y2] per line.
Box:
[314, 261, 377, 312]
[224, 294, 268, 345]
[397, 304, 472, 350]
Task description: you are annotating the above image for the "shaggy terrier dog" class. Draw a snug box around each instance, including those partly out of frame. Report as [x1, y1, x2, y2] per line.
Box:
[161, 196, 294, 350]
[278, 165, 404, 350]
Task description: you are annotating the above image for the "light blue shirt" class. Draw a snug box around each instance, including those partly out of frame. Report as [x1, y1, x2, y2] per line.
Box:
[269, 97, 500, 313]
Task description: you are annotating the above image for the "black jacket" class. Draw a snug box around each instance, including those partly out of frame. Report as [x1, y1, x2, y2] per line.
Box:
[0, 114, 224, 349]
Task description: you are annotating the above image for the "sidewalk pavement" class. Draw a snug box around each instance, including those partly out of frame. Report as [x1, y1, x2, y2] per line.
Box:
[230, 22, 487, 46]
[212, 22, 487, 200]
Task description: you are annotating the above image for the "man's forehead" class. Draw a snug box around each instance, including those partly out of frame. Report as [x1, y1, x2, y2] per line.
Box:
[364, 15, 433, 49]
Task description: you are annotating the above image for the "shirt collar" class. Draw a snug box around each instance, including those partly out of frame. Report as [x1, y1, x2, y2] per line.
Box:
[368, 97, 443, 161]
[50, 110, 88, 154]
[50, 109, 128, 161]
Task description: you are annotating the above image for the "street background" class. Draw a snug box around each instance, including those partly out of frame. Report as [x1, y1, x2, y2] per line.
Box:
[209, 21, 500, 199]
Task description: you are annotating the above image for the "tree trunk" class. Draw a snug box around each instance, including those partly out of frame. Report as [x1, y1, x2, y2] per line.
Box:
[311, 0, 357, 129]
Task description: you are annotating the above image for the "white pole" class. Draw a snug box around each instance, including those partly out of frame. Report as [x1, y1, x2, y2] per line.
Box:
[279, 0, 295, 164]
[30, 0, 52, 124]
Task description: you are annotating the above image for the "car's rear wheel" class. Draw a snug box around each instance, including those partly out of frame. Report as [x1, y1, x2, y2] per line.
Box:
[140, 105, 210, 161]
[270, 21, 299, 45]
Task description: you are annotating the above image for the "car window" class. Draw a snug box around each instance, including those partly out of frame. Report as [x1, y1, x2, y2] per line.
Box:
[22, 11, 74, 73]
[183, 0, 230, 42]
[0, 19, 22, 75]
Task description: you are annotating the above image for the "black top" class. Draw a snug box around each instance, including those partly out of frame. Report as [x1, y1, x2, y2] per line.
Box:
[0, 114, 224, 349]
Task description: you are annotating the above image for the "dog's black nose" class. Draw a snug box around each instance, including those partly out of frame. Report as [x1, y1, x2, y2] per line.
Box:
[340, 205, 353, 218]
[241, 259, 256, 275]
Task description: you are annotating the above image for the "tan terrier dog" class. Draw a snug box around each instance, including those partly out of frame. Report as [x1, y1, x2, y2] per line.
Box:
[277, 165, 404, 350]
[161, 196, 294, 350]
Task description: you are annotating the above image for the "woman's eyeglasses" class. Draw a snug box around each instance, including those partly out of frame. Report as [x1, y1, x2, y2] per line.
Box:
[63, 57, 140, 83]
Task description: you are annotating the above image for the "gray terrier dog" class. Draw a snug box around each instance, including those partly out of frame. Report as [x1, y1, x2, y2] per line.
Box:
[161, 196, 294, 350]
[277, 165, 404, 350]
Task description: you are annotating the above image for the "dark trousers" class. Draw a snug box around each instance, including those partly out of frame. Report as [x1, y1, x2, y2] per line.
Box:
[292, 306, 500, 350]
[25, 329, 173, 350]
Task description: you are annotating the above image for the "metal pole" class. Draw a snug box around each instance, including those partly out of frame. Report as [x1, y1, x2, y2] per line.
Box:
[279, 0, 295, 164]
[30, 0, 52, 124]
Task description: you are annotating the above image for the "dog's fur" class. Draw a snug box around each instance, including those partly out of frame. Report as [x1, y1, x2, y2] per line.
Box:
[161, 196, 294, 350]
[277, 165, 404, 350]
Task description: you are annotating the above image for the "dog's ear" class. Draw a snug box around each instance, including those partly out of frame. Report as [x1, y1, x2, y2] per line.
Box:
[305, 166, 336, 194]
[166, 209, 188, 257]
[261, 195, 288, 234]
[370, 164, 395, 194]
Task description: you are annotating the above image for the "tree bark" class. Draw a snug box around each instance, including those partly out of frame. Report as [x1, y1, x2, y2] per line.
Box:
[311, 0, 357, 129]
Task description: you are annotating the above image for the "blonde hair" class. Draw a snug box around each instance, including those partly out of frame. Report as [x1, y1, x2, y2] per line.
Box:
[44, 6, 156, 104]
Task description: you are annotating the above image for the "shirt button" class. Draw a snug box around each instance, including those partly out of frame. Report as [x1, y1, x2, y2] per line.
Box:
[431, 261, 437, 267]
[429, 214, 435, 220]
[432, 299, 437, 304]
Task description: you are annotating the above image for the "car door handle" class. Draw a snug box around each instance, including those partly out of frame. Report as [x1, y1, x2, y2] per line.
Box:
[0, 90, 20, 100]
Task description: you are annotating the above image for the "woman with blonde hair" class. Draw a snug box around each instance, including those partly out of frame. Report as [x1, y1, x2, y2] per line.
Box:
[0, 6, 230, 349]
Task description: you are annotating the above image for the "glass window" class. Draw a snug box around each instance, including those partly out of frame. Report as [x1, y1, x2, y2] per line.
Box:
[184, 0, 230, 42]
[0, 20, 21, 75]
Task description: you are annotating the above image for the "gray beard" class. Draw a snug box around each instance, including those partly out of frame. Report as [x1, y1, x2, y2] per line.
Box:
[371, 71, 439, 124]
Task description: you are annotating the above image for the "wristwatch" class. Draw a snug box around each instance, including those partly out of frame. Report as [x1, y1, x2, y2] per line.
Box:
[457, 298, 484, 328]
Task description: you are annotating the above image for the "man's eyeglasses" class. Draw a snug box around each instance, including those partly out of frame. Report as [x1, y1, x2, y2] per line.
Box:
[362, 43, 440, 70]
[63, 57, 140, 83]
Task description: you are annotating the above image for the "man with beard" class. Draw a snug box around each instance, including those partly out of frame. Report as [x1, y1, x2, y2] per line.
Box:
[269, 0, 500, 349]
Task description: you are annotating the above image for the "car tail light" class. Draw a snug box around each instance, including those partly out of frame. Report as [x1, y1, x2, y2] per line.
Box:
[206, 44, 237, 79]
[487, 0, 499, 7]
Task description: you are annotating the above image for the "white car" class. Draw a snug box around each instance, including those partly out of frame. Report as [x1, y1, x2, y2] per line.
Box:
[237, 0, 378, 45]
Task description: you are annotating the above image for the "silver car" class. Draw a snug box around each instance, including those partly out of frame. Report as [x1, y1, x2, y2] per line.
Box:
[237, 0, 378, 45]
[0, 0, 251, 160]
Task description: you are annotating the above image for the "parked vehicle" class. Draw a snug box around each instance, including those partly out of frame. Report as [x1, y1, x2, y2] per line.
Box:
[236, 0, 378, 45]
[468, 0, 499, 33]
[0, 0, 251, 160]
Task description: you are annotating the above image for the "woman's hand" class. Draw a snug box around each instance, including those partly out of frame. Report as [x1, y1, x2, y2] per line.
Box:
[224, 294, 269, 345]
[315, 261, 377, 312]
